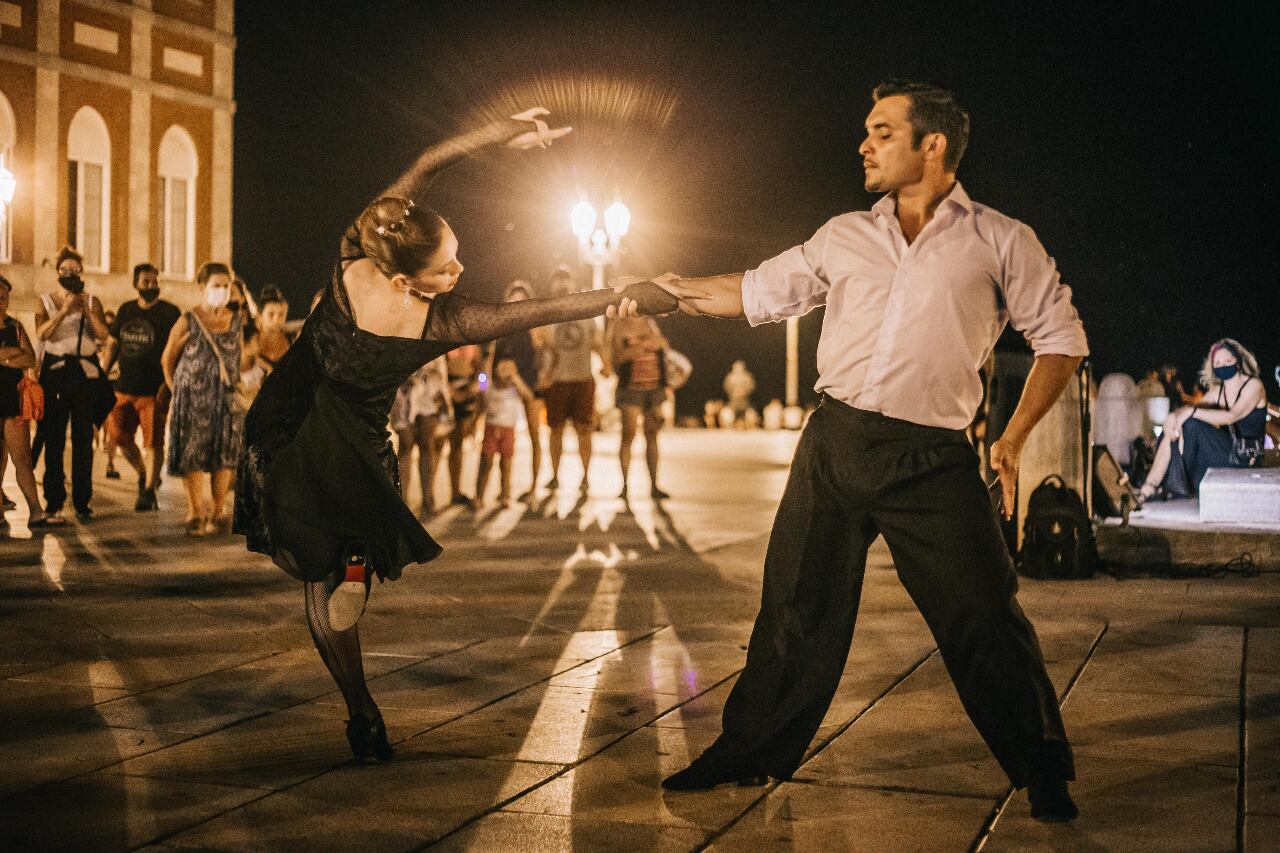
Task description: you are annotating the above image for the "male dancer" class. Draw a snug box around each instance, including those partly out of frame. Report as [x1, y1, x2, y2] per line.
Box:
[656, 80, 1087, 822]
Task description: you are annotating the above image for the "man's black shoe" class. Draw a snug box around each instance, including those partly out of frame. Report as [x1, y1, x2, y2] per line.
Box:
[75, 507, 93, 521]
[1028, 777, 1078, 822]
[661, 756, 769, 791]
[135, 488, 158, 511]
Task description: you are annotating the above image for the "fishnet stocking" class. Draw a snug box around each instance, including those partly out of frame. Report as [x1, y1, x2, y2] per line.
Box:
[303, 580, 377, 720]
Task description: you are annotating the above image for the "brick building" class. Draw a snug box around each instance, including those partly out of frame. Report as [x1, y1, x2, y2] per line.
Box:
[0, 0, 233, 317]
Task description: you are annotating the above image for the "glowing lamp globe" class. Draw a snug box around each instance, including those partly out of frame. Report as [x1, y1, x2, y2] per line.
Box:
[570, 201, 596, 240]
[604, 201, 631, 239]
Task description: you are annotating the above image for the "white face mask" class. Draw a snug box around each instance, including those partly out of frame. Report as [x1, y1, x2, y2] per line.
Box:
[205, 286, 230, 309]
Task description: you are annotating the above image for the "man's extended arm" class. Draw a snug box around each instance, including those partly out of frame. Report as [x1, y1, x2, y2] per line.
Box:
[662, 273, 746, 319]
[989, 354, 1083, 516]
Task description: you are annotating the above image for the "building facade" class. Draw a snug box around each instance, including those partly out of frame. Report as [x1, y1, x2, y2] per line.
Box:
[0, 0, 233, 316]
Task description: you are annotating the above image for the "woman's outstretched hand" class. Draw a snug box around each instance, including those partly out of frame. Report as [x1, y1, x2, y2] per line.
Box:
[507, 108, 572, 150]
[601, 277, 711, 320]
[610, 274, 709, 318]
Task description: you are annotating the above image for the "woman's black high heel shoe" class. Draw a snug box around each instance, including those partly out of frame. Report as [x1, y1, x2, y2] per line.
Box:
[345, 714, 394, 765]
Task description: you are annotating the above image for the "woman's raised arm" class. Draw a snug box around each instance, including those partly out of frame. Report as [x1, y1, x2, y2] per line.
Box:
[382, 109, 571, 202]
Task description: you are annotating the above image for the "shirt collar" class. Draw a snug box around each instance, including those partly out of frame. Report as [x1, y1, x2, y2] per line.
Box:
[872, 181, 973, 220]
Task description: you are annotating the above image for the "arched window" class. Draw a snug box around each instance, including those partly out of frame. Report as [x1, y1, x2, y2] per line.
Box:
[0, 90, 16, 263]
[156, 125, 198, 279]
[67, 106, 111, 272]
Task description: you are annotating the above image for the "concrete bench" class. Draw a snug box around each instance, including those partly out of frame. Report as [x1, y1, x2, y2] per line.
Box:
[1199, 467, 1280, 526]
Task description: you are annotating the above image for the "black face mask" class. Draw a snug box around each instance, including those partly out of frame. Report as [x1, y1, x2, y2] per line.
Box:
[138, 287, 161, 303]
[59, 274, 85, 294]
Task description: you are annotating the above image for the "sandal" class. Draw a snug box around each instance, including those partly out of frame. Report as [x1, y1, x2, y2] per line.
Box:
[28, 514, 67, 528]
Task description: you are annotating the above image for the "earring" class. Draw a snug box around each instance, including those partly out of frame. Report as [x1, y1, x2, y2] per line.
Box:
[401, 285, 411, 310]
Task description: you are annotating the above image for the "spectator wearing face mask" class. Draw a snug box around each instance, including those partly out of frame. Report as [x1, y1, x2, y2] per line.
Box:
[160, 262, 249, 536]
[101, 263, 181, 511]
[33, 246, 110, 521]
[1139, 338, 1268, 501]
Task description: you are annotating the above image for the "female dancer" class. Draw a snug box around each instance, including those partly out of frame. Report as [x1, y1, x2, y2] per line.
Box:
[234, 109, 693, 763]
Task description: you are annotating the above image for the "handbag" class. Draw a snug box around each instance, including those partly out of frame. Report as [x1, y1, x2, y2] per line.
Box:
[664, 348, 692, 390]
[189, 310, 256, 414]
[1228, 424, 1264, 468]
[18, 376, 43, 421]
[1222, 380, 1264, 468]
[71, 308, 116, 427]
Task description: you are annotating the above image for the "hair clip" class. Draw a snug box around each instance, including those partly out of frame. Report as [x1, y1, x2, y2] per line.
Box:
[375, 225, 388, 236]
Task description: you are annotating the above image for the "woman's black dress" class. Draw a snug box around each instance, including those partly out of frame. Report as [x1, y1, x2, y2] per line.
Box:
[0, 317, 23, 418]
[234, 225, 674, 583]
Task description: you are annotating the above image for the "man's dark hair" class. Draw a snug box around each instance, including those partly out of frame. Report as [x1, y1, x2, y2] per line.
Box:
[133, 262, 158, 285]
[872, 79, 970, 171]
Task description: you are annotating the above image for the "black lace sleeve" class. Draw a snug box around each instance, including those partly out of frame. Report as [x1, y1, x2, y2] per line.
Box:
[425, 282, 678, 346]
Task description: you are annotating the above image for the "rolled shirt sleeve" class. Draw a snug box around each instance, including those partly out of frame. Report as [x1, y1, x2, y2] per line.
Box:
[741, 219, 835, 326]
[1001, 223, 1089, 358]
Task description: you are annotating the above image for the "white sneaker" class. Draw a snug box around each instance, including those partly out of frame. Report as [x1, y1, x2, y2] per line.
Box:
[328, 550, 369, 631]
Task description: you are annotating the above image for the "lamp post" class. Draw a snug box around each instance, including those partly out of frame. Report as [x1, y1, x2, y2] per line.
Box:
[570, 198, 630, 290]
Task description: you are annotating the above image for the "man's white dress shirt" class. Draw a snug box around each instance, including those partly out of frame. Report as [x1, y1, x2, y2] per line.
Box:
[742, 183, 1088, 429]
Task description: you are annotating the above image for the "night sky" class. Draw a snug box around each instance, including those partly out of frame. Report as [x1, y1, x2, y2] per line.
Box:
[233, 2, 1277, 415]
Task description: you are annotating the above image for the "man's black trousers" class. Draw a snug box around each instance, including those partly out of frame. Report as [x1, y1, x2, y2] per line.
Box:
[705, 396, 1074, 787]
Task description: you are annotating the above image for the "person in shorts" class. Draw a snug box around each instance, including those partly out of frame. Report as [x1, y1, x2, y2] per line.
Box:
[541, 267, 610, 495]
[611, 315, 670, 499]
[472, 358, 533, 508]
[103, 263, 180, 510]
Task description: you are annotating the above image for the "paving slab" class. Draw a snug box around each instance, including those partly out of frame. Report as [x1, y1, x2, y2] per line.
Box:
[1245, 813, 1280, 853]
[1249, 627, 1280, 675]
[497, 724, 759, 834]
[161, 754, 560, 851]
[1070, 624, 1242, 698]
[4, 769, 263, 851]
[108, 707, 368, 791]
[986, 755, 1238, 853]
[706, 782, 993, 852]
[1247, 671, 1280, 817]
[407, 681, 670, 765]
[434, 811, 708, 852]
[0, 719, 188, 798]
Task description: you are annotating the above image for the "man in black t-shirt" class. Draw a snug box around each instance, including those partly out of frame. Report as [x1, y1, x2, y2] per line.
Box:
[103, 263, 180, 510]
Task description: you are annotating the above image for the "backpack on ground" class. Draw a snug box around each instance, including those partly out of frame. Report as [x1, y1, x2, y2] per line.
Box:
[1017, 475, 1097, 580]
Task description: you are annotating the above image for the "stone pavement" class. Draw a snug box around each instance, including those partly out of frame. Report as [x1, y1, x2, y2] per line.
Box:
[2, 429, 1278, 852]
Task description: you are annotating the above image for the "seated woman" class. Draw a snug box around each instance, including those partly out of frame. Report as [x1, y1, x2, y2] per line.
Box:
[1139, 338, 1267, 502]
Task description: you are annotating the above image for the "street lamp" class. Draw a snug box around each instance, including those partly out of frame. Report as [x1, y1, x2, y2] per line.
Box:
[570, 197, 630, 290]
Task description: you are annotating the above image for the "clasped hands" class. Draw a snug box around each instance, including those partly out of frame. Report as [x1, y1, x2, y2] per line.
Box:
[606, 274, 707, 320]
